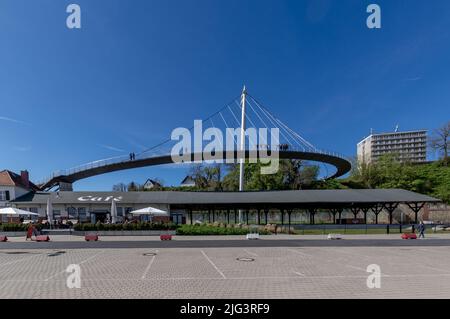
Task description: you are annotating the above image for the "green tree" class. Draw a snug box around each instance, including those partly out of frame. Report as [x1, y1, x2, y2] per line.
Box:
[349, 153, 450, 203]
[222, 160, 319, 191]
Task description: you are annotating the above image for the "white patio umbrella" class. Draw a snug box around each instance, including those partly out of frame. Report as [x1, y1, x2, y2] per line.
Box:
[0, 207, 39, 216]
[0, 207, 38, 223]
[110, 199, 118, 224]
[130, 207, 169, 216]
[46, 196, 53, 227]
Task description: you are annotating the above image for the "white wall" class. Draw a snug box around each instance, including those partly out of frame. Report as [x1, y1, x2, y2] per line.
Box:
[0, 186, 29, 207]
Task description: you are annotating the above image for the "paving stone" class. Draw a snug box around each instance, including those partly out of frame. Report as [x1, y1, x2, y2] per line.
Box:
[1, 245, 450, 298]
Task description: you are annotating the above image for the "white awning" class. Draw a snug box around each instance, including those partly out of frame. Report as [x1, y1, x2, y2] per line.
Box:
[130, 207, 169, 216]
[0, 207, 39, 216]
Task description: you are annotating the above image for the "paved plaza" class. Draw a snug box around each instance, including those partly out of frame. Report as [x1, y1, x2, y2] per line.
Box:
[1, 235, 450, 298]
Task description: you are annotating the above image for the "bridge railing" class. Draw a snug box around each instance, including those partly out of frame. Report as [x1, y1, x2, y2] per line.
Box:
[37, 146, 350, 186]
[36, 149, 170, 186]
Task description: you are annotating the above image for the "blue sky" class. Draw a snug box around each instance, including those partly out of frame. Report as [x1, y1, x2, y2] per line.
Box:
[1, 0, 449, 190]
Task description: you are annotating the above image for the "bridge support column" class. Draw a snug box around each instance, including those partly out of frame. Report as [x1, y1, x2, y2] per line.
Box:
[59, 182, 73, 191]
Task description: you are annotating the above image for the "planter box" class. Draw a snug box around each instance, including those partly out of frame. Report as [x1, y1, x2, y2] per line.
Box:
[246, 233, 260, 240]
[327, 233, 343, 240]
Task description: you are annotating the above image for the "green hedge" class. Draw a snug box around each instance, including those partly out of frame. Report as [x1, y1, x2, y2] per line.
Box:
[176, 224, 270, 235]
[73, 222, 179, 231]
[0, 223, 43, 232]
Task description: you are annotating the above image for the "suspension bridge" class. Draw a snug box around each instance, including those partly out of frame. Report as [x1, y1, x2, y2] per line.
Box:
[37, 88, 352, 191]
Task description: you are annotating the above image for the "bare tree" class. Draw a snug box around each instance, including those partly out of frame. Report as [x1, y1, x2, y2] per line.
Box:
[189, 164, 223, 190]
[430, 121, 450, 164]
[127, 181, 140, 192]
[112, 183, 127, 192]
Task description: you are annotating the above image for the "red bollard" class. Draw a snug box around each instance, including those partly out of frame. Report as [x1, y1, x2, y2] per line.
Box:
[160, 234, 172, 241]
[36, 235, 50, 242]
[401, 233, 417, 240]
[85, 234, 99, 241]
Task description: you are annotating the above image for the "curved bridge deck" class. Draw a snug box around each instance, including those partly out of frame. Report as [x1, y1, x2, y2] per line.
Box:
[38, 150, 351, 190]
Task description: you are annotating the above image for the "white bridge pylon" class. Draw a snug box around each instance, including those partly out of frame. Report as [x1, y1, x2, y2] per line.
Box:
[239, 86, 247, 223]
[138, 87, 320, 160]
[239, 86, 247, 193]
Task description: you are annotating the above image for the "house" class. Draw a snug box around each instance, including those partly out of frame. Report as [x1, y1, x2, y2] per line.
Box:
[0, 170, 39, 220]
[180, 176, 196, 187]
[143, 179, 162, 190]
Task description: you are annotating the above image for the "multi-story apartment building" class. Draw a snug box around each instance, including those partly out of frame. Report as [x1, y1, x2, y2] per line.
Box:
[357, 130, 427, 164]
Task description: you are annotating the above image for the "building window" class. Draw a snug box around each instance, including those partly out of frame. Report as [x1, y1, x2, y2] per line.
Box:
[0, 191, 10, 201]
[29, 207, 38, 215]
[78, 207, 87, 220]
[67, 207, 77, 218]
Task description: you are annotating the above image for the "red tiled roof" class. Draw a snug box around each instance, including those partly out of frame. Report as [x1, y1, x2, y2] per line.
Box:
[0, 170, 39, 191]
